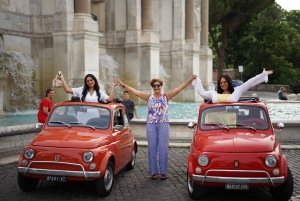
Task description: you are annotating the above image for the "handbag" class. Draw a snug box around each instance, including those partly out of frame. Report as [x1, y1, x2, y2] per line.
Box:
[52, 77, 62, 88]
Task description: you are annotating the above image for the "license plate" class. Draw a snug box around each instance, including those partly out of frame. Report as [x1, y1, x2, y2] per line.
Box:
[225, 183, 249, 190]
[46, 175, 66, 182]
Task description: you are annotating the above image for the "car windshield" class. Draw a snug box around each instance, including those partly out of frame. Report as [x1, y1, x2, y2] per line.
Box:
[200, 105, 269, 130]
[48, 105, 111, 129]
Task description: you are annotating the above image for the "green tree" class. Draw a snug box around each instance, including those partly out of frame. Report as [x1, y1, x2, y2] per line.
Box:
[225, 4, 298, 84]
[209, 0, 275, 78]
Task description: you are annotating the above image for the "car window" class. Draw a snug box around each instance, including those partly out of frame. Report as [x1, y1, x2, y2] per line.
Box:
[48, 105, 111, 129]
[114, 109, 124, 127]
[200, 105, 269, 130]
[123, 109, 129, 127]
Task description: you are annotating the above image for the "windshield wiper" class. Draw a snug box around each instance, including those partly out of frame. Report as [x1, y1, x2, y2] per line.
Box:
[69, 122, 95, 130]
[227, 123, 256, 131]
[202, 122, 229, 131]
[49, 121, 71, 128]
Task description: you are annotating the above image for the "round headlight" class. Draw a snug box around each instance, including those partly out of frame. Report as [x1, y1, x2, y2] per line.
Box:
[24, 148, 34, 159]
[198, 154, 209, 166]
[83, 151, 94, 163]
[265, 155, 277, 168]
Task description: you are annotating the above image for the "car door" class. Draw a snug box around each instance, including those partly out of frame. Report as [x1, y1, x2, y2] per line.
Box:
[113, 108, 131, 172]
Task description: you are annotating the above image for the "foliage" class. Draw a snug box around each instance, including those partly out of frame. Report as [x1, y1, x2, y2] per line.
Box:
[224, 3, 299, 84]
[209, 0, 275, 78]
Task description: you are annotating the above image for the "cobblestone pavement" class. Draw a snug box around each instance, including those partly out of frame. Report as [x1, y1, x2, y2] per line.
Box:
[0, 147, 299, 201]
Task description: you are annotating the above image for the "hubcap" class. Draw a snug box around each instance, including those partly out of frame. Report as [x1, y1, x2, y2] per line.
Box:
[104, 166, 113, 190]
[188, 176, 194, 193]
[131, 150, 136, 166]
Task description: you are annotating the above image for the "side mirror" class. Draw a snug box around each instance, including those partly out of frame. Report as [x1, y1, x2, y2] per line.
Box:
[35, 123, 44, 128]
[188, 122, 196, 129]
[277, 122, 284, 130]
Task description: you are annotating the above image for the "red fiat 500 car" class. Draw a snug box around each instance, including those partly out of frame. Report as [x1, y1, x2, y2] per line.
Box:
[17, 98, 137, 197]
[187, 97, 293, 201]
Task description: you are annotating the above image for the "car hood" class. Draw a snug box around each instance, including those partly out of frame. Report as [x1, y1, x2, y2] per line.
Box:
[31, 128, 113, 149]
[195, 131, 277, 152]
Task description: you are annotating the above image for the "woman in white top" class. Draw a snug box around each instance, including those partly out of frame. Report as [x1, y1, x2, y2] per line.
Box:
[57, 73, 117, 103]
[192, 68, 273, 103]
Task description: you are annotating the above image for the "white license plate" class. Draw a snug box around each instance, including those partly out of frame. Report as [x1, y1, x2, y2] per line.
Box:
[225, 183, 249, 190]
[46, 175, 66, 182]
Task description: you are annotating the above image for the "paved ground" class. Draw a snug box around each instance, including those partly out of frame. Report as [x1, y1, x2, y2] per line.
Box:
[0, 146, 299, 201]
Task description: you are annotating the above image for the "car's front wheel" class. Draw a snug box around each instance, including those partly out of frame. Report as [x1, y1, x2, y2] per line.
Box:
[95, 161, 114, 197]
[187, 171, 204, 200]
[125, 146, 136, 170]
[269, 166, 293, 201]
[17, 172, 39, 192]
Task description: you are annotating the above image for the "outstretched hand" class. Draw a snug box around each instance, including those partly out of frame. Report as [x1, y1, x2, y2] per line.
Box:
[263, 68, 273, 75]
[113, 78, 118, 87]
[191, 74, 198, 79]
[116, 78, 124, 87]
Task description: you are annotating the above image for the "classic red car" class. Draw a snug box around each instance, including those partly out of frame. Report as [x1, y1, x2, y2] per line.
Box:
[187, 97, 293, 201]
[17, 98, 137, 197]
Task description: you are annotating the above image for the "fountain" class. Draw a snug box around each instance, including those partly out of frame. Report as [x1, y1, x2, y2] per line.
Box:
[0, 36, 39, 114]
[99, 55, 122, 98]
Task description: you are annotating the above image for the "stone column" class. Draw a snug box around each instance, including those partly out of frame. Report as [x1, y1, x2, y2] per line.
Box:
[201, 0, 208, 46]
[142, 0, 153, 31]
[139, 0, 160, 104]
[0, 86, 6, 118]
[185, 0, 194, 41]
[183, 0, 201, 102]
[72, 0, 102, 93]
[199, 0, 215, 91]
[75, 0, 90, 14]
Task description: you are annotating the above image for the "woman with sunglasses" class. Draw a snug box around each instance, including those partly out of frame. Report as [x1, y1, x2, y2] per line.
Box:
[37, 88, 55, 123]
[193, 68, 273, 103]
[57, 73, 117, 103]
[116, 75, 197, 180]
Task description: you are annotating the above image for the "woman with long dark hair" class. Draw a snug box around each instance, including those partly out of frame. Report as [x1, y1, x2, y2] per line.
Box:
[57, 73, 117, 102]
[193, 68, 273, 102]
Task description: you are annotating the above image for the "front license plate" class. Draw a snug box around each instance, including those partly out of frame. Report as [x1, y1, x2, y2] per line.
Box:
[46, 175, 66, 182]
[225, 183, 249, 190]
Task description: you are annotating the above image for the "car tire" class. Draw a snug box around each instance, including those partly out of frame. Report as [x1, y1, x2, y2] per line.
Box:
[269, 166, 293, 201]
[293, 87, 300, 94]
[125, 146, 136, 170]
[95, 161, 114, 197]
[17, 172, 39, 192]
[187, 171, 204, 200]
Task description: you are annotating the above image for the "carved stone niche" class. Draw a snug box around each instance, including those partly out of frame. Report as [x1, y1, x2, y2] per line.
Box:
[92, 0, 105, 2]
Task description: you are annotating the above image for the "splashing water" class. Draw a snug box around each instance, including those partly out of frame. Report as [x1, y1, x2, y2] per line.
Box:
[0, 37, 39, 112]
[99, 55, 122, 98]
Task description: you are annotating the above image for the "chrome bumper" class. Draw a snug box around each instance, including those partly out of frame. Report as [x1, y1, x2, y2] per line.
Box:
[191, 169, 285, 187]
[18, 161, 100, 180]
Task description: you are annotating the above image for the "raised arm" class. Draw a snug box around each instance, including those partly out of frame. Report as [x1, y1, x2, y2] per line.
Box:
[165, 74, 197, 100]
[106, 79, 118, 102]
[133, 106, 141, 119]
[56, 73, 73, 94]
[236, 68, 273, 93]
[192, 76, 215, 100]
[116, 78, 150, 101]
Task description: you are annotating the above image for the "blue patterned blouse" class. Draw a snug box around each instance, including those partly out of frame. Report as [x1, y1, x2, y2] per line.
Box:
[147, 94, 169, 123]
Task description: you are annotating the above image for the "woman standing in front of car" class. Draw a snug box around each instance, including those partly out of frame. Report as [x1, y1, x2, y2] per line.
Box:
[116, 75, 197, 180]
[57, 73, 117, 103]
[193, 68, 273, 103]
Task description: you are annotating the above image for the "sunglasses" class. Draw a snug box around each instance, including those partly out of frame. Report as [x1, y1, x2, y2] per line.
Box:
[152, 84, 161, 88]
